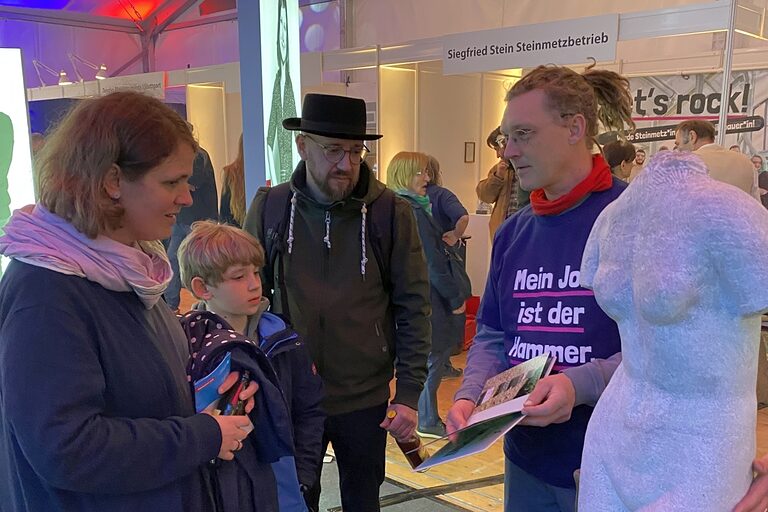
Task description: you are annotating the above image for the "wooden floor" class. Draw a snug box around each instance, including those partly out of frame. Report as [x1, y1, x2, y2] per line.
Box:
[383, 353, 506, 511]
[383, 354, 768, 511]
[179, 291, 768, 511]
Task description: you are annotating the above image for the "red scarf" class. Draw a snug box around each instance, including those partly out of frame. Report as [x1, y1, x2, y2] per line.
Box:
[529, 155, 613, 216]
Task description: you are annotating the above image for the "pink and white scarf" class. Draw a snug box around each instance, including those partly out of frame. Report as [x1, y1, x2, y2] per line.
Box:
[0, 205, 171, 309]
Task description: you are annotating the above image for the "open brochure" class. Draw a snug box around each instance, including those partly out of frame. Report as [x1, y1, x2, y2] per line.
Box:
[414, 353, 555, 471]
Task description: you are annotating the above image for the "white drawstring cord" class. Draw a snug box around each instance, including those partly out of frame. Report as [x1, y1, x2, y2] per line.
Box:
[360, 203, 368, 278]
[287, 192, 297, 254]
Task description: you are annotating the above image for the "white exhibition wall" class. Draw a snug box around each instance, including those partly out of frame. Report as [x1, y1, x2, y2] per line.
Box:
[379, 65, 415, 185]
[377, 61, 512, 211]
[417, 62, 482, 211]
[187, 84, 228, 199]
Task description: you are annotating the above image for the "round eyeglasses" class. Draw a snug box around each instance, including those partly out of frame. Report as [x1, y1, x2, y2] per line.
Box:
[303, 134, 370, 164]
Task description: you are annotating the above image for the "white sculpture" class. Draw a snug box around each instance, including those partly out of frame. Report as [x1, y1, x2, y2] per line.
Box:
[578, 150, 768, 511]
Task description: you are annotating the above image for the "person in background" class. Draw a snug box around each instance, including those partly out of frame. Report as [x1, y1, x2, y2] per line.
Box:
[753, 154, 768, 210]
[387, 151, 470, 439]
[178, 221, 324, 511]
[448, 64, 634, 512]
[425, 155, 469, 247]
[476, 127, 530, 240]
[220, 134, 246, 228]
[674, 119, 759, 201]
[424, 154, 470, 380]
[165, 129, 219, 311]
[731, 144, 742, 152]
[633, 147, 646, 166]
[602, 140, 635, 182]
[628, 147, 646, 181]
[0, 91, 255, 512]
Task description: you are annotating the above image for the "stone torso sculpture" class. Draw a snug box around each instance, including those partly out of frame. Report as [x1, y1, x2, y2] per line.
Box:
[578, 151, 768, 511]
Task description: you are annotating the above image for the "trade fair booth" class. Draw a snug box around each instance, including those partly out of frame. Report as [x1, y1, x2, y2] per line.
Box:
[300, 1, 768, 294]
[6, 1, 768, 510]
[20, 1, 768, 297]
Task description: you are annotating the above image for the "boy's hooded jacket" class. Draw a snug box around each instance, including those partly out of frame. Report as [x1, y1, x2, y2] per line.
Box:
[181, 310, 307, 511]
[192, 299, 325, 491]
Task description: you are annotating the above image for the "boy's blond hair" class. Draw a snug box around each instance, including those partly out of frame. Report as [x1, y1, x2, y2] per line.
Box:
[178, 220, 266, 291]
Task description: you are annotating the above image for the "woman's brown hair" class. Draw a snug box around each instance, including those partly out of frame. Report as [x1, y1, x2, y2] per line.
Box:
[221, 134, 245, 226]
[37, 91, 197, 238]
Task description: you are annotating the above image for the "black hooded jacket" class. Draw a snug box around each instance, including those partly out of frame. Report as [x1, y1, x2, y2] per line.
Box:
[244, 163, 431, 415]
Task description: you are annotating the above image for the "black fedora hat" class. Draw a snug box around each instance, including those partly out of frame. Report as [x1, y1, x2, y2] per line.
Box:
[282, 93, 382, 140]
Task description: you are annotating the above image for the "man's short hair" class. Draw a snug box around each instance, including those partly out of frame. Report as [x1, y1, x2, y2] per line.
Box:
[178, 220, 266, 291]
[676, 119, 715, 142]
[635, 148, 646, 155]
[603, 140, 636, 169]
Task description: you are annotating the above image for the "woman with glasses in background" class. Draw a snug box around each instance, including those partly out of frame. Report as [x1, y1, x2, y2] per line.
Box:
[476, 127, 530, 240]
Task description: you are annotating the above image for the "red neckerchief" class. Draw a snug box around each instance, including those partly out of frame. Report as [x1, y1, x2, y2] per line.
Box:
[529, 154, 613, 216]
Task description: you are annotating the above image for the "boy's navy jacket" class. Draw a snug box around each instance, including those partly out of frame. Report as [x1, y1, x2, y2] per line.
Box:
[181, 310, 302, 511]
[245, 308, 325, 490]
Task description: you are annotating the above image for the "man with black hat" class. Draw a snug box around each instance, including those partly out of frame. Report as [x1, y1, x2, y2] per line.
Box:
[243, 93, 430, 512]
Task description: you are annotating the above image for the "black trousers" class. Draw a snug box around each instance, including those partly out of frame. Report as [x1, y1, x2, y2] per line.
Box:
[305, 402, 388, 512]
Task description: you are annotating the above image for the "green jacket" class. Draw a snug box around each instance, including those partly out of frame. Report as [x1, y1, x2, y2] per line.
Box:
[244, 163, 431, 415]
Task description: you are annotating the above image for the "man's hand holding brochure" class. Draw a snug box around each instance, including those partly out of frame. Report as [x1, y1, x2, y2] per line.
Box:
[416, 353, 556, 471]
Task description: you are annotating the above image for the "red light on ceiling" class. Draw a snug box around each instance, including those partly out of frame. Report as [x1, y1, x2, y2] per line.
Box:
[96, 0, 160, 21]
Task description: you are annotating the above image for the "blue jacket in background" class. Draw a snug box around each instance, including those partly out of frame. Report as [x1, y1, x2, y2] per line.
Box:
[426, 183, 468, 234]
[400, 195, 468, 352]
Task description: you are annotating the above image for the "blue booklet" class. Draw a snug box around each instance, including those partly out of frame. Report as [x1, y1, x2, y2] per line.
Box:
[193, 352, 231, 413]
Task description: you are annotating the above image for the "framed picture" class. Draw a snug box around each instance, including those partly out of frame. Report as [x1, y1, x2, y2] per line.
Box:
[464, 142, 475, 163]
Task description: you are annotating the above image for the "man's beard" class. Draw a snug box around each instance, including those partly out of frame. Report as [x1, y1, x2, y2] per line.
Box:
[309, 166, 359, 202]
[323, 174, 357, 201]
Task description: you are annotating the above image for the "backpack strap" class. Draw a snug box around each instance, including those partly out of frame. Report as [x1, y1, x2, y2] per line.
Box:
[367, 188, 396, 292]
[261, 183, 293, 319]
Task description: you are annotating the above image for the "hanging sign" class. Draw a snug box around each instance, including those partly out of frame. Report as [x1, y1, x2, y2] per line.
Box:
[443, 14, 618, 75]
[99, 71, 166, 100]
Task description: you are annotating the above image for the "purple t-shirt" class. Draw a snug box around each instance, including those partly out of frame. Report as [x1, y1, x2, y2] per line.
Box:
[479, 179, 624, 488]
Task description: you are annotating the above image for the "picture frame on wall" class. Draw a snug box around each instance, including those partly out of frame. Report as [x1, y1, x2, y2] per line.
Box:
[464, 142, 475, 163]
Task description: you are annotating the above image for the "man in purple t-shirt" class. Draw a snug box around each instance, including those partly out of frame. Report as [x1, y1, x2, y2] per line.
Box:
[446, 65, 635, 512]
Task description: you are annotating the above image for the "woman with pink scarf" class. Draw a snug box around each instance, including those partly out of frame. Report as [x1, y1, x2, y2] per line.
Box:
[0, 92, 256, 512]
